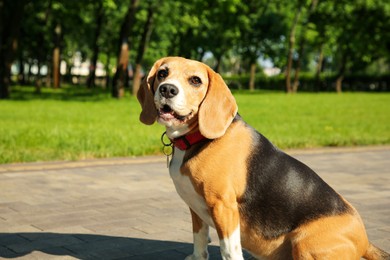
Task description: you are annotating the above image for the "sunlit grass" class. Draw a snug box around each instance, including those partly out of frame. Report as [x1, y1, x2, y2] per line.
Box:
[0, 97, 162, 163]
[0, 86, 389, 163]
[235, 92, 390, 149]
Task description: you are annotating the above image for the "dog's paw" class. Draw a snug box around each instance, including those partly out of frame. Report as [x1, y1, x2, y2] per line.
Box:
[184, 253, 208, 260]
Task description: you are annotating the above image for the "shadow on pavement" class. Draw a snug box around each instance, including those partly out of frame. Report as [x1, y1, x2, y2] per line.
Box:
[0, 232, 230, 259]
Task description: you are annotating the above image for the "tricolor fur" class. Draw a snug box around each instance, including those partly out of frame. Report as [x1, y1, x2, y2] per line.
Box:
[137, 57, 389, 260]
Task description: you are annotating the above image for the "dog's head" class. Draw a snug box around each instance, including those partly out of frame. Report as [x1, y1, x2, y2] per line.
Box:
[137, 57, 237, 139]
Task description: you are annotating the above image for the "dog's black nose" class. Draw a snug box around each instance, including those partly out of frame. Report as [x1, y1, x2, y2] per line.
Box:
[159, 84, 179, 99]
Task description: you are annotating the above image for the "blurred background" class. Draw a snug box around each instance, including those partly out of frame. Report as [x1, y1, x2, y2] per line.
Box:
[1, 0, 389, 99]
[1, 0, 389, 164]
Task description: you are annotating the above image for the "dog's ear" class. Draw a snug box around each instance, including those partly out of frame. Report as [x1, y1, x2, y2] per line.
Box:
[198, 67, 238, 139]
[137, 58, 164, 125]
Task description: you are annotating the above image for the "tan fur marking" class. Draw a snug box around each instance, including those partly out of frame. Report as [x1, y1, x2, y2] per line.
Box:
[291, 210, 369, 260]
[137, 59, 162, 125]
[190, 207, 204, 233]
[239, 200, 370, 259]
[181, 120, 252, 239]
[240, 221, 292, 260]
[198, 67, 238, 139]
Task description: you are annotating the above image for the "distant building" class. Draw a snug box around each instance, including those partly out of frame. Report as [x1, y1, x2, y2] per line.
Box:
[263, 67, 281, 77]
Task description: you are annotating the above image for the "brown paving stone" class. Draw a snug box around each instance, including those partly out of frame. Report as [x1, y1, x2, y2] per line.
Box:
[0, 148, 389, 259]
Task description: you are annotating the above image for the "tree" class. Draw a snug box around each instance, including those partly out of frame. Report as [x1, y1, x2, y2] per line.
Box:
[32, 0, 52, 91]
[237, 0, 265, 91]
[97, 0, 127, 89]
[292, 0, 318, 92]
[0, 0, 26, 99]
[1, 0, 389, 97]
[311, 0, 390, 92]
[132, 2, 156, 95]
[285, 0, 304, 93]
[52, 23, 62, 88]
[200, 0, 243, 72]
[112, 0, 139, 98]
[158, 0, 204, 59]
[20, 0, 91, 89]
[86, 1, 104, 88]
[238, 0, 287, 91]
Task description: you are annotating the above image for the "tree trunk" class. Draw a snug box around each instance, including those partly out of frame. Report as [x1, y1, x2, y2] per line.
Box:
[35, 56, 45, 89]
[335, 53, 347, 93]
[18, 55, 26, 85]
[133, 64, 142, 95]
[132, 4, 155, 95]
[35, 59, 42, 94]
[105, 50, 110, 89]
[292, 0, 318, 93]
[45, 60, 51, 87]
[177, 28, 194, 59]
[0, 0, 25, 99]
[314, 43, 324, 92]
[87, 1, 104, 89]
[52, 47, 60, 88]
[52, 23, 61, 89]
[36, 0, 51, 89]
[112, 43, 128, 98]
[112, 0, 139, 98]
[214, 54, 223, 73]
[27, 59, 33, 84]
[0, 0, 6, 99]
[249, 62, 256, 91]
[335, 75, 343, 93]
[285, 1, 303, 93]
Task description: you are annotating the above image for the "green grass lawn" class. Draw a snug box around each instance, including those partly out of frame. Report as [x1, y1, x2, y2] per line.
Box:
[0, 86, 389, 164]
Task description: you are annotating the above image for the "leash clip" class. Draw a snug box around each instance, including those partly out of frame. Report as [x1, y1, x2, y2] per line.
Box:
[161, 131, 173, 168]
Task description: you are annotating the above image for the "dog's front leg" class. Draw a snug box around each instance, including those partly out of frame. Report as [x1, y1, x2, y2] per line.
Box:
[185, 208, 210, 260]
[211, 201, 244, 260]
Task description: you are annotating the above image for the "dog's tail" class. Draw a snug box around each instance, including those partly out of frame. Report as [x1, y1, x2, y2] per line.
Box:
[363, 242, 390, 260]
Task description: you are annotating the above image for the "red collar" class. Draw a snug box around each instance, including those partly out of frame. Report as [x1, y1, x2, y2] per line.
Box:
[171, 131, 208, 150]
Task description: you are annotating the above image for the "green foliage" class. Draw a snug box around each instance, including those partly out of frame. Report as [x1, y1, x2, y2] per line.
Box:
[310, 0, 390, 74]
[0, 86, 389, 163]
[237, 0, 288, 67]
[2, 0, 390, 97]
[224, 73, 390, 92]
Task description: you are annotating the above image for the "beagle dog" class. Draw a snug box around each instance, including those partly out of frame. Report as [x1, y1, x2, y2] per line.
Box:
[137, 57, 389, 260]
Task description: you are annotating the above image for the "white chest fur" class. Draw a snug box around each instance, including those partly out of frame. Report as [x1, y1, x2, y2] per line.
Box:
[169, 149, 215, 228]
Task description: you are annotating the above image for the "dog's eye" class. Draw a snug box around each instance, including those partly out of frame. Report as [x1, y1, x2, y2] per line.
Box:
[157, 69, 168, 80]
[189, 76, 202, 86]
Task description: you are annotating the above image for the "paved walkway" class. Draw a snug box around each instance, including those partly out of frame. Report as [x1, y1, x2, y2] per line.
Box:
[0, 147, 389, 259]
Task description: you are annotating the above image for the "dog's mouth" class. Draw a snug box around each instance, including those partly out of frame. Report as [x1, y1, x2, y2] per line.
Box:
[158, 104, 192, 122]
